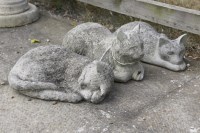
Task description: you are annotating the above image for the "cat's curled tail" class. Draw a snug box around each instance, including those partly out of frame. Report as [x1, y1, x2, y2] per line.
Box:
[8, 73, 83, 102]
[8, 73, 57, 91]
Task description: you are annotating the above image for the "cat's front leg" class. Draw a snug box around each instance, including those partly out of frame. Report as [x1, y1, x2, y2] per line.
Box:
[161, 60, 186, 71]
[113, 69, 132, 82]
[168, 62, 186, 71]
[132, 62, 144, 81]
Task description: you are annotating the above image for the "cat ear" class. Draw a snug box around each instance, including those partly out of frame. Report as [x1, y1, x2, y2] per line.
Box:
[159, 37, 170, 47]
[117, 31, 128, 42]
[176, 34, 187, 46]
[133, 24, 140, 34]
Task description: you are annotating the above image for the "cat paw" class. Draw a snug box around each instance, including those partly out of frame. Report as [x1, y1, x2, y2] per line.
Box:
[168, 62, 186, 71]
[91, 90, 105, 103]
[132, 70, 144, 81]
[179, 62, 186, 71]
[132, 64, 144, 81]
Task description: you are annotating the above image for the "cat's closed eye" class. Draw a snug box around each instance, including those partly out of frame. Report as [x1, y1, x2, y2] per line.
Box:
[167, 51, 174, 55]
[80, 83, 88, 89]
[162, 55, 170, 61]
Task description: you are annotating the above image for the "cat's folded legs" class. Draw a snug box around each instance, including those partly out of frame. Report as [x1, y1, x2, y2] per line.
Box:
[113, 69, 132, 83]
[165, 62, 186, 71]
[159, 60, 186, 71]
[132, 62, 144, 81]
[113, 62, 144, 82]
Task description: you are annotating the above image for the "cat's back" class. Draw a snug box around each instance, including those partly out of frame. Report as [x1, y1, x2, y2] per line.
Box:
[10, 45, 77, 82]
[116, 21, 158, 37]
[62, 22, 112, 57]
[14, 45, 71, 68]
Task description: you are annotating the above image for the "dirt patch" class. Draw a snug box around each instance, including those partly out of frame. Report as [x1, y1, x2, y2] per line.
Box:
[29, 0, 200, 60]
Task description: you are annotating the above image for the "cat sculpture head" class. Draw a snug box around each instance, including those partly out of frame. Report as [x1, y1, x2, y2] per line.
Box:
[111, 25, 144, 65]
[78, 60, 114, 103]
[158, 34, 187, 70]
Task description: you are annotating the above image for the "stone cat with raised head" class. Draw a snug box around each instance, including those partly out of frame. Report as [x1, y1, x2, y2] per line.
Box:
[63, 22, 144, 83]
[115, 21, 187, 71]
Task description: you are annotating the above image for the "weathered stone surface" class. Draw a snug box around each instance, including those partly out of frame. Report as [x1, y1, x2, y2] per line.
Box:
[63, 22, 144, 82]
[1, 12, 200, 133]
[8, 45, 114, 103]
[115, 21, 187, 71]
[0, 0, 39, 27]
[63, 22, 112, 56]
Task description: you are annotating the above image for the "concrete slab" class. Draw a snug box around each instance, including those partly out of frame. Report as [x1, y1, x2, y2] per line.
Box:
[0, 12, 200, 133]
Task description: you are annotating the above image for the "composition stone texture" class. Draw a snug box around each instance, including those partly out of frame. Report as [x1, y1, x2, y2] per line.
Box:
[63, 22, 144, 82]
[0, 0, 39, 27]
[8, 45, 114, 103]
[1, 13, 200, 132]
[115, 21, 187, 71]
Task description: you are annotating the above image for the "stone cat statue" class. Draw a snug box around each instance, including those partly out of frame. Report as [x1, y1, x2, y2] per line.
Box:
[8, 45, 114, 103]
[115, 21, 187, 71]
[63, 22, 144, 82]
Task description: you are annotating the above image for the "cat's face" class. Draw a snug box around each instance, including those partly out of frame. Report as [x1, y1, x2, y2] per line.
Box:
[112, 25, 144, 64]
[78, 61, 114, 103]
[159, 34, 187, 65]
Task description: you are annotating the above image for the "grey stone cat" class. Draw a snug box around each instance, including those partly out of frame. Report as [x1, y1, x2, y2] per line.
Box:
[8, 45, 114, 103]
[115, 21, 187, 71]
[63, 22, 144, 83]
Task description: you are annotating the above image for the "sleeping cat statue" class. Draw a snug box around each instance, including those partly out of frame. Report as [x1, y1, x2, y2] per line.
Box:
[115, 21, 187, 71]
[63, 22, 144, 83]
[8, 45, 114, 103]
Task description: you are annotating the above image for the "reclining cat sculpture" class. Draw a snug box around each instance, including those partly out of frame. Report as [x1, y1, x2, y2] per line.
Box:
[8, 45, 114, 103]
[115, 21, 187, 71]
[63, 22, 144, 82]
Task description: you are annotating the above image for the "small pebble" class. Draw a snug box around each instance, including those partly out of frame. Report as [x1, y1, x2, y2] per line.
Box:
[0, 80, 7, 85]
[109, 11, 113, 16]
[11, 96, 15, 99]
[178, 85, 182, 88]
[46, 39, 50, 42]
[0, 81, 5, 85]
[187, 64, 190, 67]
